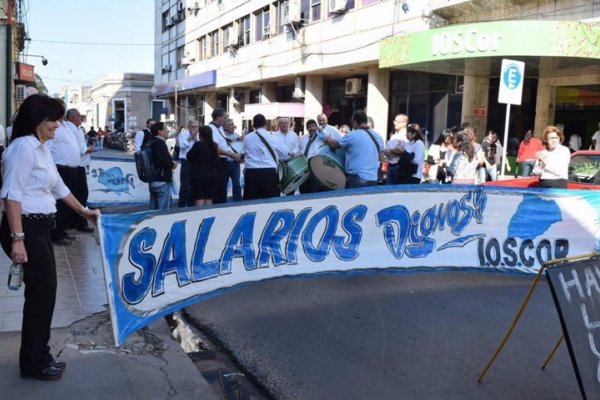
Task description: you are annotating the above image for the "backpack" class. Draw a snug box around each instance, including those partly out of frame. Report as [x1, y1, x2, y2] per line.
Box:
[134, 139, 158, 183]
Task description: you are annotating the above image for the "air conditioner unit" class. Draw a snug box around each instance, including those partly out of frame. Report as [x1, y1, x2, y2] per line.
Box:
[15, 84, 26, 101]
[171, 16, 179, 24]
[181, 56, 195, 66]
[282, 0, 302, 25]
[345, 78, 362, 95]
[329, 0, 348, 14]
[162, 65, 173, 73]
[225, 27, 238, 47]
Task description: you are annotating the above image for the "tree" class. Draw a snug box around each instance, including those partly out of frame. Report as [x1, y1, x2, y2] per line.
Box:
[35, 73, 48, 94]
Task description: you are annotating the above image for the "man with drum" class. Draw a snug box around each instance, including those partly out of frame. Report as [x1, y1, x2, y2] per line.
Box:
[317, 113, 341, 137]
[222, 118, 243, 201]
[323, 110, 384, 189]
[208, 108, 241, 203]
[243, 114, 290, 200]
[274, 117, 299, 195]
[300, 119, 336, 194]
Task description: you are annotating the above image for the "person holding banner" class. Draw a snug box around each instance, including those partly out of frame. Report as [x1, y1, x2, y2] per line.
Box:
[533, 125, 570, 189]
[187, 126, 219, 206]
[0, 94, 100, 381]
[323, 110, 384, 189]
[243, 114, 290, 200]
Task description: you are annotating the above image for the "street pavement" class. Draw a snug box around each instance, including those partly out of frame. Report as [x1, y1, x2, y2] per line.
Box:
[0, 226, 219, 400]
[184, 271, 581, 400]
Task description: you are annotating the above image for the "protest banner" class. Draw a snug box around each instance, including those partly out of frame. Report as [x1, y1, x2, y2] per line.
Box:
[99, 185, 600, 345]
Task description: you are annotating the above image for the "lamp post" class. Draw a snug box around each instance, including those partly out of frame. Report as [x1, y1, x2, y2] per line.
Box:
[25, 54, 48, 66]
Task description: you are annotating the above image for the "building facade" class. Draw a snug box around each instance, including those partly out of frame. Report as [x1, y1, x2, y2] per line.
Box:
[90, 73, 156, 133]
[154, 0, 600, 143]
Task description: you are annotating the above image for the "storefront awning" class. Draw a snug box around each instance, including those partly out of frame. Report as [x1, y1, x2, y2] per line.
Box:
[380, 20, 600, 76]
[242, 102, 305, 119]
[152, 70, 216, 97]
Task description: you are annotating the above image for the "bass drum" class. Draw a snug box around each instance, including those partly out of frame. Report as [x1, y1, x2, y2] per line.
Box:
[308, 145, 346, 189]
[278, 154, 310, 195]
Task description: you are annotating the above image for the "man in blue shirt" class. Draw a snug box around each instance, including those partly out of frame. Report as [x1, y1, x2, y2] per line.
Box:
[323, 110, 384, 188]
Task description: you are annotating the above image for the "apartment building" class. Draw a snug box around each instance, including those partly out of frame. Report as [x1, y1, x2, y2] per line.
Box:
[154, 0, 600, 142]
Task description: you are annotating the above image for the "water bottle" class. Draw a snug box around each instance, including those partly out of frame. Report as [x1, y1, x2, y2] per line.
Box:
[7, 263, 23, 290]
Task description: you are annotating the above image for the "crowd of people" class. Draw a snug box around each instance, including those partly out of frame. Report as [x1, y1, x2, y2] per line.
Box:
[142, 109, 581, 211]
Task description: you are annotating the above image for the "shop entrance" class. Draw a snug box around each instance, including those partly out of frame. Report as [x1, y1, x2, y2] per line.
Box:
[554, 85, 600, 150]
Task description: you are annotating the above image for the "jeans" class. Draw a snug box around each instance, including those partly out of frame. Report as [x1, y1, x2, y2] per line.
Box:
[178, 159, 191, 207]
[520, 160, 535, 177]
[346, 174, 377, 189]
[479, 165, 497, 182]
[225, 160, 242, 201]
[386, 163, 400, 185]
[149, 181, 173, 210]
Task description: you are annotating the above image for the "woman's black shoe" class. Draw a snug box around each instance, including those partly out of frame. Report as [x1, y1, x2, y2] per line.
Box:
[51, 360, 66, 371]
[21, 366, 64, 381]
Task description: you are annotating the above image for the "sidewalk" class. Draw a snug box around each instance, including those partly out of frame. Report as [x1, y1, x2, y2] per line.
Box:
[0, 229, 219, 399]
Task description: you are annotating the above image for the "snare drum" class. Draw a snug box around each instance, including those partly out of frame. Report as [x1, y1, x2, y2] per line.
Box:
[278, 154, 310, 195]
[308, 145, 346, 189]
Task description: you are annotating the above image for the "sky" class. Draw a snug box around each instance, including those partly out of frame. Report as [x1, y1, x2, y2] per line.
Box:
[23, 0, 155, 94]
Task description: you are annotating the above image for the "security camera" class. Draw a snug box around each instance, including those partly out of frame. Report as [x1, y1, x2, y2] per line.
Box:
[41, 57, 48, 66]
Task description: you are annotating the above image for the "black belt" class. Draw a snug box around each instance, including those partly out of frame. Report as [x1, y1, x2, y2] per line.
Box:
[57, 164, 78, 169]
[22, 213, 55, 221]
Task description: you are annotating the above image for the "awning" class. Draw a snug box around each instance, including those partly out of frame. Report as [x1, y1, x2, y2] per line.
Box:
[152, 70, 216, 97]
[242, 102, 305, 119]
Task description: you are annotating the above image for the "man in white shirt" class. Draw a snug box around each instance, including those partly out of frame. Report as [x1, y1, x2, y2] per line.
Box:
[46, 109, 95, 244]
[385, 113, 409, 184]
[568, 131, 582, 152]
[208, 108, 241, 203]
[134, 118, 156, 152]
[299, 119, 329, 194]
[273, 117, 299, 157]
[316, 113, 341, 138]
[243, 114, 289, 200]
[222, 118, 243, 201]
[177, 120, 199, 207]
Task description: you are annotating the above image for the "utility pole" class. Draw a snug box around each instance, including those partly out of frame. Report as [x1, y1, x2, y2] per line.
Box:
[2, 0, 14, 127]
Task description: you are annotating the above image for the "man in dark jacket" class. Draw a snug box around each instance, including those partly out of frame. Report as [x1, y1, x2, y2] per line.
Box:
[148, 122, 177, 210]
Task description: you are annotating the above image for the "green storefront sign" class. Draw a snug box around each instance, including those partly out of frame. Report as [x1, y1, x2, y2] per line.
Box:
[380, 20, 600, 68]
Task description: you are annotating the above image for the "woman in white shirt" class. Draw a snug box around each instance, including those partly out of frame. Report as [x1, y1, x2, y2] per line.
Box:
[533, 126, 570, 189]
[0, 95, 99, 381]
[395, 124, 425, 184]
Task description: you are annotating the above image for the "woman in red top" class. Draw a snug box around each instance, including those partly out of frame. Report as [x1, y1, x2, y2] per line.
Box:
[517, 129, 544, 177]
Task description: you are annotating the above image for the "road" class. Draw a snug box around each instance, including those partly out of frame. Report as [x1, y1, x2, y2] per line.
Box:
[184, 271, 579, 400]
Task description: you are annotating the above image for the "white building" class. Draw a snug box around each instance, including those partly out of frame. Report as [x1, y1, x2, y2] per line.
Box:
[90, 73, 156, 133]
[154, 0, 600, 142]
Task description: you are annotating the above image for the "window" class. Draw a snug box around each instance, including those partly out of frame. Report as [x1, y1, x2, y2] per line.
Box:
[301, 0, 320, 21]
[162, 11, 170, 32]
[176, 46, 184, 69]
[238, 15, 251, 47]
[255, 7, 270, 41]
[278, 1, 286, 33]
[210, 30, 220, 57]
[197, 36, 207, 60]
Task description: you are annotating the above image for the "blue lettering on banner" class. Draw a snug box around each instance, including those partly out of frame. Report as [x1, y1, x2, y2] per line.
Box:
[91, 167, 135, 195]
[477, 237, 569, 268]
[375, 188, 487, 259]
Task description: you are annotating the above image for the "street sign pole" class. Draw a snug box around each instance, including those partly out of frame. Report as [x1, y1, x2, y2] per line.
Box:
[498, 59, 525, 178]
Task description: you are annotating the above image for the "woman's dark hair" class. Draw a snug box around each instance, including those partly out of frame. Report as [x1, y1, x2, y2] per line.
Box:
[434, 129, 453, 146]
[11, 94, 65, 140]
[454, 131, 475, 162]
[151, 121, 165, 137]
[407, 123, 424, 142]
[199, 125, 218, 159]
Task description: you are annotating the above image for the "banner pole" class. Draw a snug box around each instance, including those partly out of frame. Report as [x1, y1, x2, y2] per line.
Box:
[477, 263, 546, 383]
[541, 335, 564, 370]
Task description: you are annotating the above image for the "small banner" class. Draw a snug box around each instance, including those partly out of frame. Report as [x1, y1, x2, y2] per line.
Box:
[99, 185, 600, 345]
[86, 156, 181, 206]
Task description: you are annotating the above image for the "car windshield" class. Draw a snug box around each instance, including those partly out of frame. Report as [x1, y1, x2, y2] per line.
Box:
[568, 154, 600, 184]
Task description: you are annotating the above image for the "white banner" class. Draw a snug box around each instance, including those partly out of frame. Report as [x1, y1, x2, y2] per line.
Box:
[99, 185, 600, 345]
[86, 156, 180, 206]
